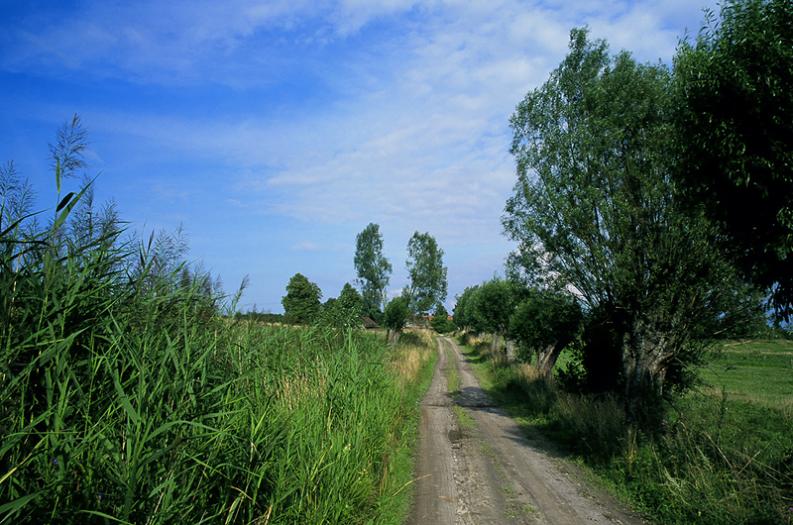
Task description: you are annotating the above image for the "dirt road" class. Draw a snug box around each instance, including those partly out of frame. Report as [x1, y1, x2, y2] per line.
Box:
[407, 337, 645, 525]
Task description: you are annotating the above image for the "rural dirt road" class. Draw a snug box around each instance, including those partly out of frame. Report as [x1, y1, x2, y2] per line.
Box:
[407, 336, 645, 525]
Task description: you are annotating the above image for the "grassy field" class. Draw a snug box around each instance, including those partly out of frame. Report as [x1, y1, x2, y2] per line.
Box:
[459, 335, 793, 525]
[699, 339, 793, 410]
[1, 315, 437, 524]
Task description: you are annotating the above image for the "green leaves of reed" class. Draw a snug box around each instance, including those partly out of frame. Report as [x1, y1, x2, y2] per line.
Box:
[1, 148, 427, 523]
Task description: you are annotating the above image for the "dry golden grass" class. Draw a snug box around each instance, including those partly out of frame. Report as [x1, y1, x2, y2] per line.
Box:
[515, 362, 544, 383]
[388, 329, 435, 387]
[276, 372, 328, 410]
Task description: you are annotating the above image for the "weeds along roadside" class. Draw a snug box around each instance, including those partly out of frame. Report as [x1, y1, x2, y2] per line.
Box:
[0, 176, 437, 523]
[457, 334, 793, 525]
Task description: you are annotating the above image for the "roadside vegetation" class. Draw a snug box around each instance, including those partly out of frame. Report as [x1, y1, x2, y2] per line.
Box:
[0, 119, 438, 523]
[458, 336, 792, 524]
[452, 1, 792, 523]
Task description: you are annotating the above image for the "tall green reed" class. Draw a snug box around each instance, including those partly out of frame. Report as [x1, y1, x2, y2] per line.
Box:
[1, 126, 431, 524]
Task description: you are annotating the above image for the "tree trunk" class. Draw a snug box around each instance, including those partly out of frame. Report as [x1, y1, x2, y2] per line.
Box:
[622, 325, 669, 429]
[536, 343, 564, 379]
[490, 332, 500, 354]
[387, 329, 402, 345]
[505, 339, 517, 361]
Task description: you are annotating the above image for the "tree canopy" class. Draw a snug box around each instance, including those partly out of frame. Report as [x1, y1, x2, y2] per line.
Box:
[406, 231, 448, 316]
[453, 285, 478, 332]
[468, 279, 516, 338]
[319, 282, 363, 329]
[509, 288, 582, 376]
[504, 28, 743, 422]
[431, 303, 454, 334]
[672, 0, 793, 320]
[383, 296, 410, 333]
[281, 273, 322, 324]
[354, 223, 392, 318]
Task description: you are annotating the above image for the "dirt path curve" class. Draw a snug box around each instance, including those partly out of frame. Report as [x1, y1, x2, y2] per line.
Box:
[407, 337, 645, 525]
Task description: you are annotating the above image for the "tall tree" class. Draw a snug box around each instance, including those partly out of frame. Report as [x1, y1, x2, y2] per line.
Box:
[504, 28, 740, 424]
[431, 303, 454, 334]
[673, 0, 793, 320]
[354, 223, 392, 318]
[383, 296, 410, 344]
[453, 285, 479, 332]
[282, 273, 322, 324]
[469, 279, 516, 353]
[509, 288, 582, 378]
[406, 231, 448, 316]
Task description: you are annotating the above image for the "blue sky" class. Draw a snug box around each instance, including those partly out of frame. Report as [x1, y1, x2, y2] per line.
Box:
[0, 0, 716, 312]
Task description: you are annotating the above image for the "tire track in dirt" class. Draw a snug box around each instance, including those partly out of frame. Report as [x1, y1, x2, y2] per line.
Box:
[407, 337, 645, 525]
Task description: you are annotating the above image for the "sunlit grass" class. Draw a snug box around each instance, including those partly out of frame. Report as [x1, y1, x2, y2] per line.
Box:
[699, 339, 793, 409]
[0, 177, 436, 523]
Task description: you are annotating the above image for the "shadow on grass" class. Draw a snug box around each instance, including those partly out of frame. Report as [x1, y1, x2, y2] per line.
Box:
[451, 346, 574, 457]
[461, 351, 489, 365]
[456, 343, 628, 465]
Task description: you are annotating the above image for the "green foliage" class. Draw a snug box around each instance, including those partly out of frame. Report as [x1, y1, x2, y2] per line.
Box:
[673, 0, 793, 320]
[453, 285, 479, 331]
[354, 223, 392, 317]
[234, 310, 285, 323]
[504, 28, 745, 422]
[406, 231, 448, 315]
[383, 296, 410, 332]
[281, 272, 322, 324]
[509, 288, 582, 372]
[430, 303, 454, 334]
[468, 278, 516, 336]
[318, 282, 364, 330]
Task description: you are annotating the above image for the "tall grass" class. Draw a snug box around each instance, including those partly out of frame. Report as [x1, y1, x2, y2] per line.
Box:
[1, 149, 435, 523]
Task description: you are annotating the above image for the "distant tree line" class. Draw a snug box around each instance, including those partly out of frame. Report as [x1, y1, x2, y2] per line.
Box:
[233, 311, 286, 323]
[245, 224, 449, 341]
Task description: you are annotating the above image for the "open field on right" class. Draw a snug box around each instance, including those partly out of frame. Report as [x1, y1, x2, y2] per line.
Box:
[699, 339, 793, 410]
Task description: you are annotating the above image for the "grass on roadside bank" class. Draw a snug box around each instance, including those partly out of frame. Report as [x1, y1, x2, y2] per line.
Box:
[2, 305, 437, 525]
[457, 335, 793, 525]
[379, 329, 439, 522]
[0, 176, 438, 524]
[1, 117, 441, 524]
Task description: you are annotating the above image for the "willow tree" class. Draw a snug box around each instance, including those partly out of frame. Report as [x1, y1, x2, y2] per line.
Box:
[673, 0, 793, 321]
[282, 273, 322, 324]
[504, 29, 738, 424]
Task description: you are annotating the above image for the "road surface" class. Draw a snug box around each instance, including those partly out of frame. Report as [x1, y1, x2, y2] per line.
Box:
[407, 336, 645, 525]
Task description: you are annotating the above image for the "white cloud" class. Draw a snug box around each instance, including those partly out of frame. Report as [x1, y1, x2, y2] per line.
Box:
[72, 0, 715, 239]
